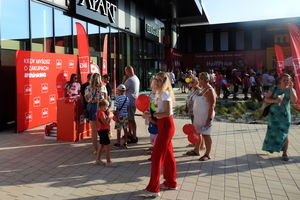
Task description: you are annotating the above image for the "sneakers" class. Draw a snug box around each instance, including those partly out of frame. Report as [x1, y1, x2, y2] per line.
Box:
[128, 135, 139, 144]
[95, 160, 105, 166]
[160, 184, 177, 190]
[141, 190, 160, 197]
[105, 162, 117, 167]
[122, 144, 128, 149]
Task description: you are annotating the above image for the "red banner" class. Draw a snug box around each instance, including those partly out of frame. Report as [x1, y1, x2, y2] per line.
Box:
[102, 34, 108, 76]
[76, 22, 90, 83]
[113, 37, 117, 96]
[16, 50, 78, 132]
[274, 44, 285, 75]
[288, 23, 300, 109]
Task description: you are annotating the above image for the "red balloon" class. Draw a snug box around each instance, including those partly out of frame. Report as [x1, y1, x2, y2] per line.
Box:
[182, 124, 196, 135]
[136, 94, 150, 112]
[112, 115, 117, 121]
[188, 133, 200, 144]
[226, 83, 231, 88]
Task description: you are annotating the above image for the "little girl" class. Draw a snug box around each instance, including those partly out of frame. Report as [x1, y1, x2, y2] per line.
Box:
[95, 99, 115, 167]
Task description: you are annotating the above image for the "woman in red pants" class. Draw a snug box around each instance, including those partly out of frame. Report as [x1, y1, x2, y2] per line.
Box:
[143, 72, 177, 197]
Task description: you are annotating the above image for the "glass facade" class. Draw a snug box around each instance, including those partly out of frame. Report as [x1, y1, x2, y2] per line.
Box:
[54, 10, 72, 54]
[0, 0, 164, 129]
[31, 1, 54, 52]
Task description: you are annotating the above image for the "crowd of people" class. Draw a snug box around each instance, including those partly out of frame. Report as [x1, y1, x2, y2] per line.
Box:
[174, 68, 289, 102]
[63, 65, 298, 197]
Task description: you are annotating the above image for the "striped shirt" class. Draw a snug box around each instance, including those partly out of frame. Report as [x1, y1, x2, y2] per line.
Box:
[115, 95, 129, 117]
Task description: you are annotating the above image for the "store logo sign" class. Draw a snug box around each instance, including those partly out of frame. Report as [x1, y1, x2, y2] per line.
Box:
[56, 59, 62, 68]
[25, 111, 32, 122]
[24, 85, 32, 95]
[49, 94, 56, 104]
[41, 83, 48, 93]
[77, 0, 117, 23]
[69, 60, 75, 68]
[146, 24, 159, 37]
[33, 96, 41, 107]
[42, 108, 49, 118]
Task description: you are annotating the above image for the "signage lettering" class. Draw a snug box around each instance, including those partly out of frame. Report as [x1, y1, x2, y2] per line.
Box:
[146, 24, 159, 37]
[78, 0, 117, 23]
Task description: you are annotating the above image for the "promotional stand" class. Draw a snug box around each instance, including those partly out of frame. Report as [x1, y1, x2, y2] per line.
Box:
[57, 97, 91, 142]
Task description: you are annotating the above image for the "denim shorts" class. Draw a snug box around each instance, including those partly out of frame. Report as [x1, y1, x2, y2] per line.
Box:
[87, 102, 97, 121]
[127, 104, 136, 120]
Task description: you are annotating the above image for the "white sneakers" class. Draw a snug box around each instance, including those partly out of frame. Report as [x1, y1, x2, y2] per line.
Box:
[160, 184, 178, 190]
[141, 190, 160, 197]
[95, 160, 117, 167]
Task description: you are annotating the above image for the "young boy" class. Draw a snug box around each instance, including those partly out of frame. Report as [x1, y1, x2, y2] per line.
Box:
[96, 99, 115, 167]
[114, 84, 130, 148]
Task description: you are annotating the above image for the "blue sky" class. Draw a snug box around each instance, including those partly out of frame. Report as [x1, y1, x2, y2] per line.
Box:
[202, 0, 300, 24]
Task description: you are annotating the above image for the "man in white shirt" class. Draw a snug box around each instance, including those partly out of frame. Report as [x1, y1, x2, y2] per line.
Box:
[169, 71, 175, 88]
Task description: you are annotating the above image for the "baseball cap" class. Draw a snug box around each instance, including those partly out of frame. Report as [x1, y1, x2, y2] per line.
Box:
[117, 84, 126, 91]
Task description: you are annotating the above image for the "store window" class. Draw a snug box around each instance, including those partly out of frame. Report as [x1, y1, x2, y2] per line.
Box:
[88, 23, 100, 53]
[31, 1, 54, 52]
[54, 9, 72, 54]
[0, 0, 30, 51]
[88, 23, 100, 66]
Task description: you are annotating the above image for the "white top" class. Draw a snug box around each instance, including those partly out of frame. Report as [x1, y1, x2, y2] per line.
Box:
[169, 72, 175, 84]
[193, 88, 215, 135]
[156, 91, 173, 115]
[65, 82, 81, 96]
[249, 76, 256, 86]
[262, 73, 270, 86]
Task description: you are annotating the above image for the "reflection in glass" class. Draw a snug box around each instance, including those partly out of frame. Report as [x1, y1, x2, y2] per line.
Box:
[88, 23, 100, 52]
[31, 1, 54, 52]
[54, 10, 72, 54]
[0, 0, 29, 50]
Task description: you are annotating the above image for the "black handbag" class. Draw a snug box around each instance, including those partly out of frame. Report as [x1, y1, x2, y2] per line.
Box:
[261, 103, 272, 117]
[260, 87, 276, 117]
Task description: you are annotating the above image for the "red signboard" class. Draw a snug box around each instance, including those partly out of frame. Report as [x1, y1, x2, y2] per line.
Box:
[16, 50, 78, 132]
[193, 50, 266, 71]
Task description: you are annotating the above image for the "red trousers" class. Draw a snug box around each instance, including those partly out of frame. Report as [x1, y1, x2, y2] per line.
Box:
[146, 116, 177, 193]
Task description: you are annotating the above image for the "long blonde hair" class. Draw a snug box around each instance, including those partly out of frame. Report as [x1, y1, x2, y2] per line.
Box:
[155, 72, 175, 102]
[90, 73, 101, 88]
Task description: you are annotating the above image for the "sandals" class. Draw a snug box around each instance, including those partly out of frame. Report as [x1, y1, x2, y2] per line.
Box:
[199, 154, 211, 161]
[185, 150, 199, 156]
[282, 154, 289, 161]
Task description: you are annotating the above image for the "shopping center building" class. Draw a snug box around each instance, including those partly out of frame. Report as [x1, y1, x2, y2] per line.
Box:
[0, 0, 207, 130]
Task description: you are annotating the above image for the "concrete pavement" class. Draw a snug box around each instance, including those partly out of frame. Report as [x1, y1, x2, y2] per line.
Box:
[0, 91, 300, 199]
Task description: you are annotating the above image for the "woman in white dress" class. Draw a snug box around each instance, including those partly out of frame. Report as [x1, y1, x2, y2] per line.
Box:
[193, 72, 217, 161]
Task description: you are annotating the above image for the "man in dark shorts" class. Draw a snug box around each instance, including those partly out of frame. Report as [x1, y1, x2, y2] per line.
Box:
[124, 66, 140, 143]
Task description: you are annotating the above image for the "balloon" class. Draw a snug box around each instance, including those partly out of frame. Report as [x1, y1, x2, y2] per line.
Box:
[136, 94, 150, 112]
[185, 78, 191, 83]
[182, 124, 196, 135]
[112, 115, 117, 121]
[188, 133, 200, 144]
[226, 83, 231, 88]
[150, 99, 156, 112]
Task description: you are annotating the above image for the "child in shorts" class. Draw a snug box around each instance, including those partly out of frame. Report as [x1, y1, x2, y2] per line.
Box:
[96, 99, 115, 167]
[114, 84, 130, 148]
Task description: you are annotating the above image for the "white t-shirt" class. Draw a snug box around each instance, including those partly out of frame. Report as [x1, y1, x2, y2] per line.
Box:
[156, 91, 173, 115]
[65, 82, 81, 96]
[100, 85, 108, 99]
[249, 76, 256, 86]
[169, 72, 175, 84]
